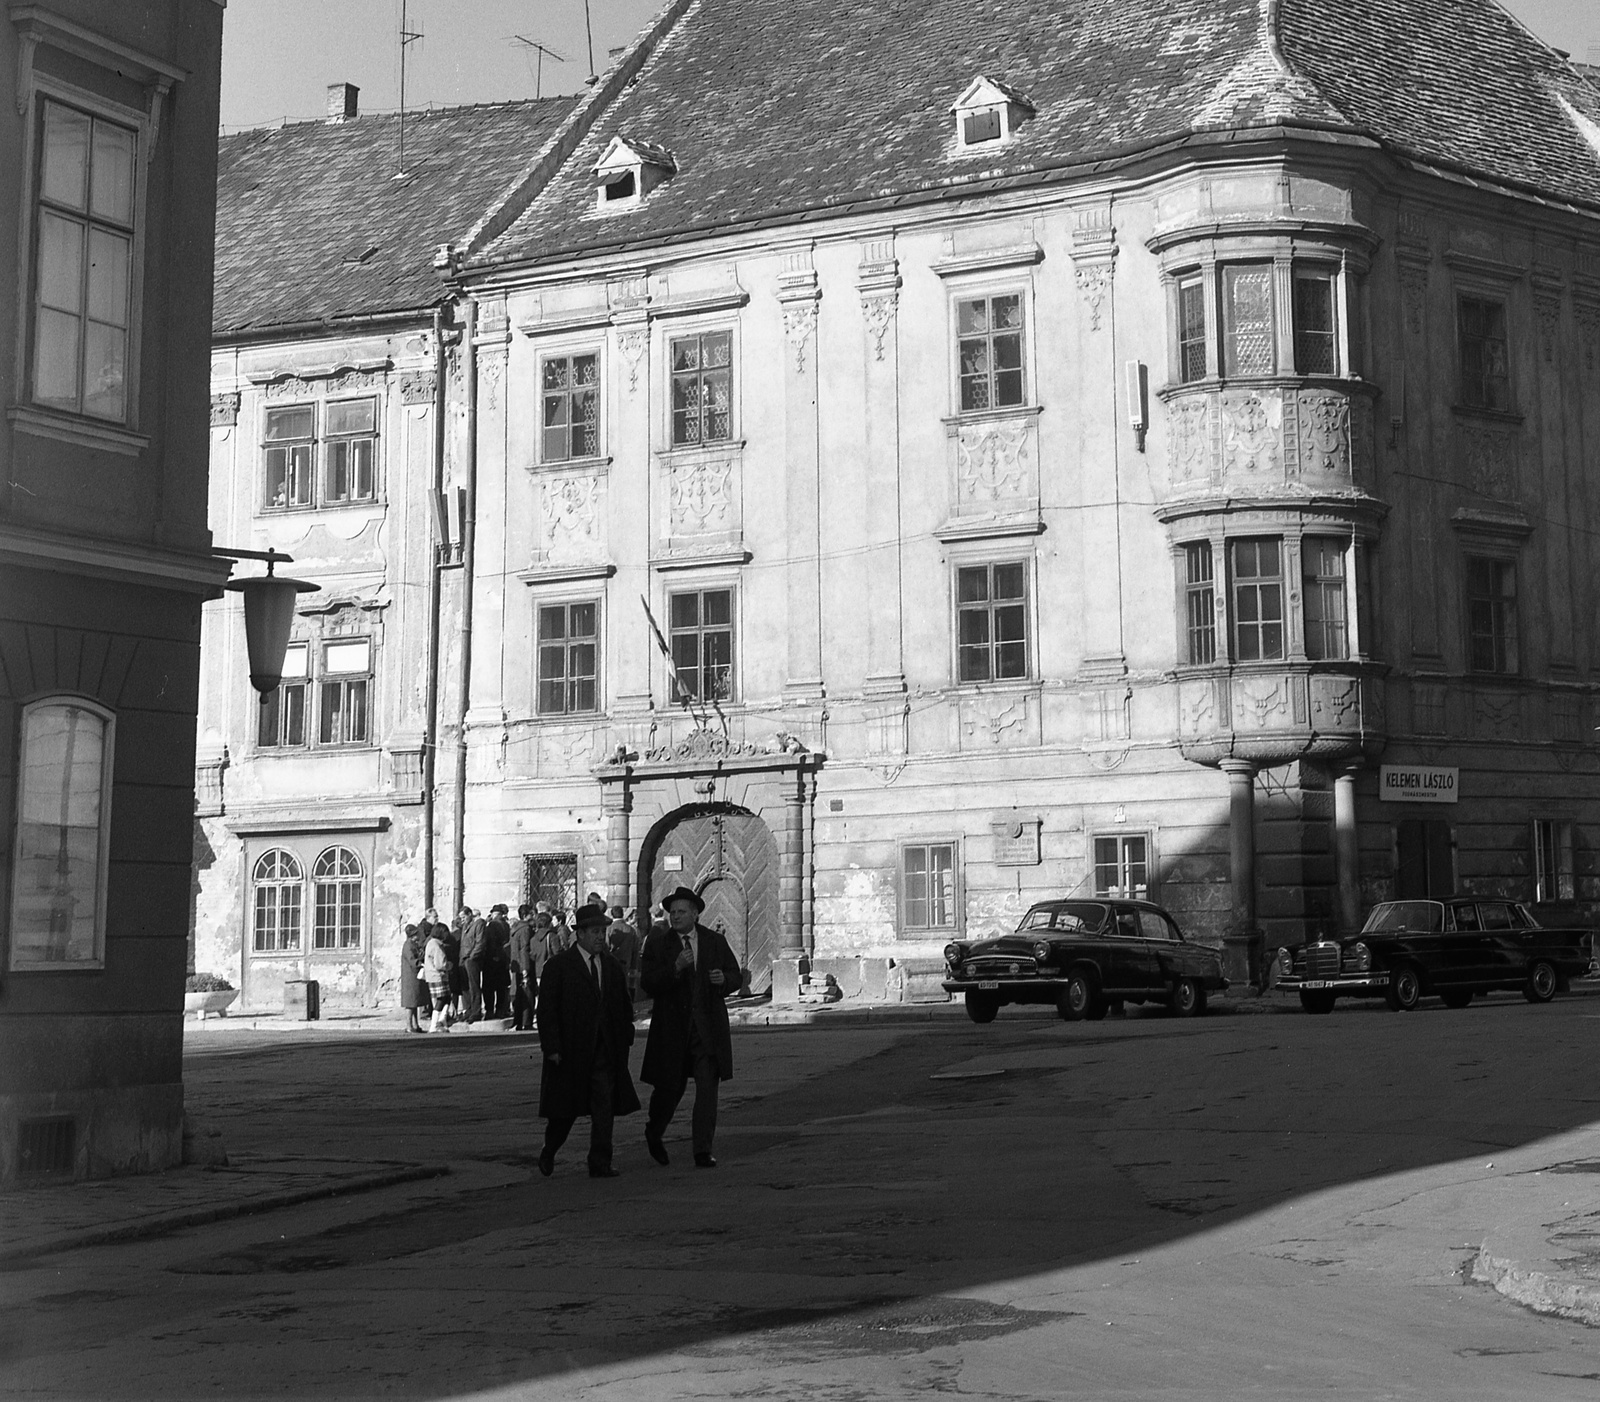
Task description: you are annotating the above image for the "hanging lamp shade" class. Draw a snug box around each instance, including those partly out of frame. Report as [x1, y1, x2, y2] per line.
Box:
[226, 572, 319, 695]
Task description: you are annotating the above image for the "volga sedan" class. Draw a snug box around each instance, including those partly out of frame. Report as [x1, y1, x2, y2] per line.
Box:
[942, 898, 1228, 1023]
[1274, 898, 1594, 1013]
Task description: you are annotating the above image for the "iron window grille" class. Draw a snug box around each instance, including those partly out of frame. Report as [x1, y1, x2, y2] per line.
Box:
[1221, 264, 1275, 377]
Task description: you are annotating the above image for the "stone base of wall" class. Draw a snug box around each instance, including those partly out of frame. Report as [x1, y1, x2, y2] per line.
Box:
[805, 955, 952, 1004]
[0, 1081, 184, 1186]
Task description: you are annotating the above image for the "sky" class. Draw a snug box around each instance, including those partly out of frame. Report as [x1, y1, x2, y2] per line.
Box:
[218, 0, 1600, 131]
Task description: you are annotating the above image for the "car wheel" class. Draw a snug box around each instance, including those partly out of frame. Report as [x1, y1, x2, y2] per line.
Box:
[1170, 978, 1206, 1017]
[1058, 972, 1101, 1022]
[1385, 963, 1422, 1012]
[1524, 960, 1558, 1004]
[964, 991, 999, 1024]
[1299, 990, 1336, 1014]
[1441, 989, 1474, 1009]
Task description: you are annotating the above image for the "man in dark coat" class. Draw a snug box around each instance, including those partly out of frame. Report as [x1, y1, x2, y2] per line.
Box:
[640, 886, 743, 1169]
[509, 903, 537, 1030]
[536, 903, 640, 1178]
[483, 903, 512, 1019]
[459, 907, 486, 1022]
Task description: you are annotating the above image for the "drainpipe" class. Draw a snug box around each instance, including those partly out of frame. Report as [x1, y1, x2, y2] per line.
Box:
[422, 306, 446, 909]
[451, 297, 478, 913]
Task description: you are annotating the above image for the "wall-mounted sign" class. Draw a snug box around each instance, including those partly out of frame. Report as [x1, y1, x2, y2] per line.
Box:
[663, 854, 684, 872]
[991, 811, 1042, 866]
[1379, 765, 1459, 804]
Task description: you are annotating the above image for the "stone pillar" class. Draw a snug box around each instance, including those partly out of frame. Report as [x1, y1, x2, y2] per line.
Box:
[779, 247, 824, 699]
[602, 783, 632, 911]
[773, 771, 807, 1002]
[859, 238, 904, 694]
[1333, 765, 1361, 935]
[1220, 759, 1260, 987]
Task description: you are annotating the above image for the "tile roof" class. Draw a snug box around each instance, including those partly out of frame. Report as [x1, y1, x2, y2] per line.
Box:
[469, 0, 1600, 272]
[214, 98, 574, 338]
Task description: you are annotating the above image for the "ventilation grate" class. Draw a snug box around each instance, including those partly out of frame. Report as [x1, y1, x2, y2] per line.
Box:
[17, 1117, 75, 1179]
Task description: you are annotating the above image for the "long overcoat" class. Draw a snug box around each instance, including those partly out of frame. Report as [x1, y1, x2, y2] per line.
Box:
[640, 922, 742, 1085]
[399, 930, 427, 1009]
[536, 945, 641, 1120]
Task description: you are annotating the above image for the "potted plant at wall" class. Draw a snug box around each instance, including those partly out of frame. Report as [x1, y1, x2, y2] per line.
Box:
[185, 973, 239, 1019]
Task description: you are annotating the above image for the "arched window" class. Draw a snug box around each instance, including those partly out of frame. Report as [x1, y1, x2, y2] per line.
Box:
[252, 849, 303, 952]
[312, 847, 363, 950]
[9, 698, 115, 969]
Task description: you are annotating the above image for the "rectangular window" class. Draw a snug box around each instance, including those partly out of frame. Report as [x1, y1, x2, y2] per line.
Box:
[1533, 820, 1575, 903]
[1178, 275, 1207, 383]
[31, 100, 137, 422]
[1293, 270, 1337, 376]
[1222, 264, 1275, 377]
[1183, 542, 1215, 664]
[1459, 295, 1511, 410]
[541, 353, 600, 462]
[264, 405, 314, 510]
[670, 331, 732, 446]
[1302, 536, 1349, 660]
[903, 843, 957, 930]
[1094, 834, 1149, 899]
[313, 879, 363, 948]
[956, 562, 1029, 682]
[258, 643, 308, 747]
[957, 293, 1026, 411]
[318, 639, 371, 745]
[537, 601, 599, 715]
[1466, 557, 1517, 673]
[323, 398, 376, 504]
[1230, 539, 1284, 661]
[669, 588, 734, 701]
[253, 881, 302, 952]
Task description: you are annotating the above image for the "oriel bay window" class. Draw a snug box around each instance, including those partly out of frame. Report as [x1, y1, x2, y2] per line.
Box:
[537, 600, 599, 715]
[1180, 534, 1357, 665]
[31, 99, 137, 422]
[1168, 257, 1357, 381]
[957, 293, 1026, 411]
[669, 588, 734, 701]
[956, 562, 1029, 682]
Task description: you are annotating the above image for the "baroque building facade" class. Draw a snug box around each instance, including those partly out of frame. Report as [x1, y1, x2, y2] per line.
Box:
[197, 0, 1600, 1010]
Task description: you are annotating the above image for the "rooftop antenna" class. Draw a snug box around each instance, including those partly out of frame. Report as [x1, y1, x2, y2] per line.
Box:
[582, 0, 596, 83]
[510, 35, 566, 99]
[397, 0, 424, 177]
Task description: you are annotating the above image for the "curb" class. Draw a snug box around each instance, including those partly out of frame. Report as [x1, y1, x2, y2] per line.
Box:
[1472, 1243, 1600, 1327]
[0, 1161, 450, 1266]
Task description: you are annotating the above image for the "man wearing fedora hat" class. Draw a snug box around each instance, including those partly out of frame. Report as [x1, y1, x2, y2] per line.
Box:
[639, 885, 744, 1168]
[535, 903, 640, 1178]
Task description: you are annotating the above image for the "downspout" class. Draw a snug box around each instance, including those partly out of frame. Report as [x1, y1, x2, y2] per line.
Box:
[422, 305, 445, 909]
[451, 297, 478, 913]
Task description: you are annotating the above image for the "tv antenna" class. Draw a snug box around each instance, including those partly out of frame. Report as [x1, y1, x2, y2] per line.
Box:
[582, 0, 596, 82]
[397, 0, 424, 177]
[510, 35, 566, 99]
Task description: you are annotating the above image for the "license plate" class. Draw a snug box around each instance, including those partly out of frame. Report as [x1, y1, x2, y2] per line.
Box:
[1301, 979, 1331, 989]
[977, 980, 1000, 991]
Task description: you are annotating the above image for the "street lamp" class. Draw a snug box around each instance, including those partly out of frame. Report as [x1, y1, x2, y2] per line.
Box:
[216, 548, 319, 695]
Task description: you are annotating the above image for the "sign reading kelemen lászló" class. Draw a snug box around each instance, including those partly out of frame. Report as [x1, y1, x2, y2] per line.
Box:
[1379, 765, 1459, 804]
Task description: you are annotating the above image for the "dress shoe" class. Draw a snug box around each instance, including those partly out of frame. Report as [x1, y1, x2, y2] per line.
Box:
[645, 1128, 670, 1166]
[693, 1153, 717, 1169]
[537, 1149, 554, 1178]
[588, 1164, 620, 1179]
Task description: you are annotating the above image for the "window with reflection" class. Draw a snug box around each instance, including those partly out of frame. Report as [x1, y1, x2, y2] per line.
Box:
[312, 847, 364, 950]
[957, 293, 1026, 411]
[252, 849, 303, 953]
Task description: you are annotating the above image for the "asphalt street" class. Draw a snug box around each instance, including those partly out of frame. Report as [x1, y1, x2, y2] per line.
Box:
[4, 991, 1600, 1400]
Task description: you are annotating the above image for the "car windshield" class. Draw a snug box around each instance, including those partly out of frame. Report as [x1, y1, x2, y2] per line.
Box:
[1018, 902, 1107, 935]
[1363, 900, 1443, 933]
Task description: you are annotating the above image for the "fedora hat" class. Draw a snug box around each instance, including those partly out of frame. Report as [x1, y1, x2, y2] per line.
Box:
[662, 885, 705, 914]
[573, 902, 610, 931]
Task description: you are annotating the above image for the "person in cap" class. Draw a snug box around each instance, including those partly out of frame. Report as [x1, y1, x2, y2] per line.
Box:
[639, 886, 743, 1168]
[535, 903, 640, 1178]
[483, 903, 512, 1020]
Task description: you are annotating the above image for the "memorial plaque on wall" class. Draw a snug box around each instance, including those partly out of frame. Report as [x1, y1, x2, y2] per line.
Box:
[992, 812, 1042, 866]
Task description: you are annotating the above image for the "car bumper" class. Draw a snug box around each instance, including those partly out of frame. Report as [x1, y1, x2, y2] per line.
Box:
[1276, 972, 1389, 992]
[943, 978, 1066, 997]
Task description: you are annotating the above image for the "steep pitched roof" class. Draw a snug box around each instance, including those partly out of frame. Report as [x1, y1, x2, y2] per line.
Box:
[469, 0, 1600, 272]
[214, 98, 574, 339]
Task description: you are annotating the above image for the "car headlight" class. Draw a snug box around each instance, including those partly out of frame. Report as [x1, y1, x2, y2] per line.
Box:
[962, 963, 977, 979]
[944, 943, 964, 966]
[1347, 941, 1371, 972]
[1032, 941, 1051, 962]
[1277, 947, 1294, 975]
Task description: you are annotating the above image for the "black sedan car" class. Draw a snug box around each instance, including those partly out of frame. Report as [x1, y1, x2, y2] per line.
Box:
[942, 898, 1229, 1023]
[1274, 898, 1594, 1013]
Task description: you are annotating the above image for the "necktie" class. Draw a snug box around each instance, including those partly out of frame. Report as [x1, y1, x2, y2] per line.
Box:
[589, 953, 601, 991]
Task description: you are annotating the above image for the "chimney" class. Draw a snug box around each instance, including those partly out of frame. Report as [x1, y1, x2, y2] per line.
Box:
[326, 82, 359, 123]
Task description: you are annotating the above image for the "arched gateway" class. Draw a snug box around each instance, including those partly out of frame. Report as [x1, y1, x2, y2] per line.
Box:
[594, 725, 822, 1000]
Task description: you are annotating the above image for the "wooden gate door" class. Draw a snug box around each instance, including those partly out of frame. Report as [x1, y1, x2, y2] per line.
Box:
[647, 806, 777, 995]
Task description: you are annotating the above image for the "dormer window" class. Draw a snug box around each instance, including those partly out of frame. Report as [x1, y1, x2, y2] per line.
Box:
[592, 134, 676, 212]
[950, 76, 1034, 152]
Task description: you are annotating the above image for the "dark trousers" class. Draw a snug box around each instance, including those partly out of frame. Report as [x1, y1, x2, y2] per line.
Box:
[543, 1047, 616, 1170]
[463, 959, 484, 1020]
[481, 964, 506, 1018]
[647, 1026, 720, 1156]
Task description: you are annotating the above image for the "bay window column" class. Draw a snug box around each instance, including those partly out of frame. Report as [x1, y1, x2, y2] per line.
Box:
[1334, 764, 1361, 934]
[1221, 758, 1259, 986]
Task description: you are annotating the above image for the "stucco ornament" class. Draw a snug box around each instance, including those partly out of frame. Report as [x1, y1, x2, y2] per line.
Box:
[861, 293, 896, 363]
[1474, 694, 1519, 741]
[1298, 393, 1350, 477]
[1236, 677, 1288, 728]
[1533, 290, 1562, 364]
[668, 458, 733, 535]
[1181, 682, 1216, 735]
[616, 326, 648, 392]
[479, 352, 505, 410]
[1073, 260, 1114, 331]
[783, 300, 819, 374]
[956, 419, 1031, 504]
[1461, 426, 1516, 500]
[1170, 397, 1211, 481]
[541, 474, 601, 560]
[1398, 263, 1428, 335]
[961, 694, 1028, 747]
[1311, 678, 1361, 726]
[1222, 393, 1279, 475]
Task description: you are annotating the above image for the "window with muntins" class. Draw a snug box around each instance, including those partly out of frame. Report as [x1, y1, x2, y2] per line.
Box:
[537, 601, 599, 715]
[1458, 295, 1511, 410]
[318, 639, 371, 745]
[957, 294, 1025, 411]
[1229, 539, 1284, 661]
[31, 100, 136, 422]
[257, 643, 308, 747]
[541, 353, 600, 462]
[1177, 276, 1207, 383]
[1094, 834, 1149, 899]
[670, 331, 732, 446]
[312, 847, 364, 950]
[669, 588, 733, 701]
[252, 849, 303, 952]
[1533, 820, 1575, 903]
[1293, 270, 1337, 376]
[1466, 557, 1517, 673]
[264, 406, 315, 509]
[1183, 542, 1215, 664]
[1302, 537, 1349, 660]
[903, 843, 957, 930]
[323, 399, 377, 504]
[956, 562, 1029, 682]
[263, 400, 379, 511]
